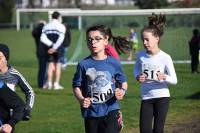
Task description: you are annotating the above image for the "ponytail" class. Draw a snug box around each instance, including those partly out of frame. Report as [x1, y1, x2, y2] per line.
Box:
[142, 13, 166, 37]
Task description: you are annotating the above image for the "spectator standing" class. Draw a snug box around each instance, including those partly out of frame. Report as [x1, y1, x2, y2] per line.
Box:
[0, 81, 25, 133]
[40, 11, 66, 90]
[133, 14, 177, 133]
[32, 20, 48, 88]
[127, 28, 139, 61]
[188, 28, 200, 73]
[72, 25, 128, 133]
[0, 43, 35, 121]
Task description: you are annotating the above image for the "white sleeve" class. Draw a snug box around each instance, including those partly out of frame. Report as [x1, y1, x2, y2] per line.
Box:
[52, 33, 65, 50]
[52, 25, 66, 50]
[40, 32, 53, 46]
[165, 56, 177, 85]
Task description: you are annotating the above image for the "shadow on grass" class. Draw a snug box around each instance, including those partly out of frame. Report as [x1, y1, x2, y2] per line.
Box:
[186, 91, 200, 99]
[34, 89, 69, 96]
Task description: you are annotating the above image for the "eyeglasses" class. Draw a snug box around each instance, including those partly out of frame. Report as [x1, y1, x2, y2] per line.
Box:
[87, 37, 104, 44]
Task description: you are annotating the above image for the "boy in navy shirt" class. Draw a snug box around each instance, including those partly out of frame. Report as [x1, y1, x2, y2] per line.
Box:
[73, 25, 128, 133]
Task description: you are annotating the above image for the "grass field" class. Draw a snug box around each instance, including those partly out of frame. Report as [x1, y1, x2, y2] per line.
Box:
[0, 28, 200, 133]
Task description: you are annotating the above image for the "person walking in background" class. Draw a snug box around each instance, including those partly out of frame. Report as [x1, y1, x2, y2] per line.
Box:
[0, 43, 35, 121]
[32, 20, 48, 88]
[0, 81, 25, 133]
[188, 28, 200, 74]
[40, 11, 66, 90]
[133, 14, 177, 133]
[72, 25, 128, 133]
[127, 28, 139, 61]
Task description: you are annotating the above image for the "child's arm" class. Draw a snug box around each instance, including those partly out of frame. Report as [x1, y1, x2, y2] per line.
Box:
[15, 70, 35, 110]
[157, 56, 177, 85]
[164, 56, 177, 85]
[73, 87, 91, 108]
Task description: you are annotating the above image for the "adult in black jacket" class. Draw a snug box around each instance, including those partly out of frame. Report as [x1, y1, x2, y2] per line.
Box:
[0, 81, 25, 133]
[189, 29, 200, 73]
[32, 20, 48, 88]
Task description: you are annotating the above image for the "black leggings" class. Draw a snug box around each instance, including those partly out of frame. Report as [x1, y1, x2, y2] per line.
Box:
[140, 97, 170, 133]
[84, 110, 119, 133]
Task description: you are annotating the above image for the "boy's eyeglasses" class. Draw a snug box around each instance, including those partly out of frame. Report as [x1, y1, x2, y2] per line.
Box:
[87, 37, 104, 44]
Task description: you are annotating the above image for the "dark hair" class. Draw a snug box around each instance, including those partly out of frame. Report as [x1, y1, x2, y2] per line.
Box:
[0, 43, 9, 60]
[86, 25, 131, 54]
[52, 11, 60, 19]
[142, 13, 166, 38]
[193, 28, 199, 36]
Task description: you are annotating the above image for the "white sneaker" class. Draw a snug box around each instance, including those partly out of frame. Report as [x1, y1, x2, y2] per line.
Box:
[42, 82, 52, 90]
[47, 82, 52, 90]
[54, 83, 64, 90]
[42, 84, 48, 89]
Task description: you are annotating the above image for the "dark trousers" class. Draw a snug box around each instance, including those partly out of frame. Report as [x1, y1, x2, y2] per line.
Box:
[140, 97, 169, 133]
[84, 110, 119, 133]
[191, 53, 199, 72]
[37, 56, 47, 88]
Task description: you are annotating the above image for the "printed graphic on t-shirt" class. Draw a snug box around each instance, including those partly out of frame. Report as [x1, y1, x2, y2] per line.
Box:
[86, 68, 114, 104]
[142, 63, 160, 81]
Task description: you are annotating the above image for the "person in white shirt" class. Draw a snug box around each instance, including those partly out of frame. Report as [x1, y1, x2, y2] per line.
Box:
[40, 11, 66, 90]
[133, 13, 177, 133]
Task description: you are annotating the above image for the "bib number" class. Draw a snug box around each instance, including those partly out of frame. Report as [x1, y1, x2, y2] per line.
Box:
[143, 69, 160, 80]
[91, 88, 113, 103]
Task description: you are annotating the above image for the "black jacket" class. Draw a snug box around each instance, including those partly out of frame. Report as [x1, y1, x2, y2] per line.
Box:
[0, 81, 25, 129]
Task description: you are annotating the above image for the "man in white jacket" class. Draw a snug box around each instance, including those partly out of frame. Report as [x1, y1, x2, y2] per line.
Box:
[40, 11, 66, 90]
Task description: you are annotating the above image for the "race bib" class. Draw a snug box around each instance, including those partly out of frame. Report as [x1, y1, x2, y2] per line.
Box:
[142, 64, 160, 81]
[91, 82, 114, 104]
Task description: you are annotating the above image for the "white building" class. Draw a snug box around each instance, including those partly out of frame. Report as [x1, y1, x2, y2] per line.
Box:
[16, 0, 136, 8]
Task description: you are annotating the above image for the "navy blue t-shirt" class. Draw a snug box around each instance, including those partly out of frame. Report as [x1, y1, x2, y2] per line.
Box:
[72, 56, 127, 118]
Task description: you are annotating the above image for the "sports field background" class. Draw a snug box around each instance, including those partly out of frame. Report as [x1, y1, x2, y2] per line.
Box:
[0, 28, 200, 133]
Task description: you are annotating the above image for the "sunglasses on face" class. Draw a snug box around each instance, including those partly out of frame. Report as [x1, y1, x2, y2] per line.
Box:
[87, 37, 104, 44]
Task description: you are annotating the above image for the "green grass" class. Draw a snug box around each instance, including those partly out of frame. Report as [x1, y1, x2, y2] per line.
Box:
[0, 27, 191, 63]
[12, 64, 200, 133]
[0, 29, 199, 133]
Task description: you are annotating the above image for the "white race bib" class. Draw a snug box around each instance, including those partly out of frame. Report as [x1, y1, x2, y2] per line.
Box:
[91, 82, 114, 104]
[142, 64, 160, 81]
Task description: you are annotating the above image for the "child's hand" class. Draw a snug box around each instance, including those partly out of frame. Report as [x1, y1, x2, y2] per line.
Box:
[136, 73, 146, 83]
[157, 72, 166, 81]
[80, 97, 91, 108]
[0, 124, 12, 133]
[115, 88, 125, 100]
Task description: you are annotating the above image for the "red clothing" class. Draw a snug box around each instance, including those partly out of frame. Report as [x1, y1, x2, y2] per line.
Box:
[105, 44, 120, 60]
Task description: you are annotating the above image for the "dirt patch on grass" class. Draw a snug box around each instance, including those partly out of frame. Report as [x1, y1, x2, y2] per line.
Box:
[172, 119, 200, 133]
